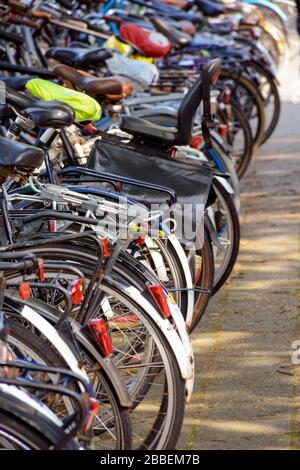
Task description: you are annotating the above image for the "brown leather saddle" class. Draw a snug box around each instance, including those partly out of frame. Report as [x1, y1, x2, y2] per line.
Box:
[53, 65, 133, 101]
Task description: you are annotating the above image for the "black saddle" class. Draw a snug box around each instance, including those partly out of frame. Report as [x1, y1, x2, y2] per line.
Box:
[195, 0, 225, 16]
[0, 137, 45, 169]
[5, 88, 75, 128]
[45, 47, 113, 68]
[120, 58, 221, 146]
[23, 101, 75, 128]
[0, 76, 33, 91]
[120, 116, 178, 144]
[147, 14, 192, 48]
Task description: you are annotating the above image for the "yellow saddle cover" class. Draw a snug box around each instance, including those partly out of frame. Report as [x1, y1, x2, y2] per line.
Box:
[26, 79, 102, 122]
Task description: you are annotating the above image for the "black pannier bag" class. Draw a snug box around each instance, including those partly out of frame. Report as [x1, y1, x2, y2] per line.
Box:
[87, 138, 213, 206]
[86, 137, 213, 245]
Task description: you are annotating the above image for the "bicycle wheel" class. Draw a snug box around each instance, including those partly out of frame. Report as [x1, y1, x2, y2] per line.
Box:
[187, 225, 215, 332]
[0, 406, 79, 450]
[219, 69, 266, 150]
[208, 177, 240, 295]
[5, 248, 186, 450]
[99, 281, 186, 450]
[4, 309, 132, 450]
[217, 100, 254, 178]
[249, 62, 281, 144]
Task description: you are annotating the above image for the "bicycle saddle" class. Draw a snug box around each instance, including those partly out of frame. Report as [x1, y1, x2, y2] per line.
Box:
[53, 65, 133, 100]
[22, 101, 75, 128]
[120, 58, 221, 146]
[0, 137, 45, 169]
[147, 15, 192, 48]
[195, 0, 225, 16]
[5, 88, 75, 128]
[45, 47, 113, 68]
[0, 76, 33, 91]
[120, 23, 172, 58]
[208, 18, 233, 35]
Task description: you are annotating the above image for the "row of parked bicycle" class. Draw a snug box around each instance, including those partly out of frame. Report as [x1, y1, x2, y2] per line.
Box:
[0, 0, 292, 451]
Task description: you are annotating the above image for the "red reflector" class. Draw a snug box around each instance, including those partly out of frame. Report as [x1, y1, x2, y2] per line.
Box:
[68, 278, 84, 305]
[18, 282, 31, 300]
[38, 258, 45, 282]
[88, 319, 113, 357]
[101, 238, 111, 258]
[48, 220, 55, 232]
[219, 124, 227, 139]
[148, 284, 171, 318]
[211, 71, 220, 86]
[195, 267, 202, 285]
[116, 182, 122, 192]
[83, 398, 101, 432]
[112, 315, 139, 324]
[0, 346, 18, 379]
[136, 236, 145, 245]
[223, 87, 232, 105]
[191, 135, 203, 149]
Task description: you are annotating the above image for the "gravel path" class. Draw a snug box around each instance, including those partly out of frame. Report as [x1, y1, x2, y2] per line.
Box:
[179, 40, 300, 450]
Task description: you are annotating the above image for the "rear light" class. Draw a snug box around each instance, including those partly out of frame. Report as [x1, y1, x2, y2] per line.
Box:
[83, 397, 101, 432]
[191, 135, 203, 149]
[38, 258, 45, 282]
[100, 238, 111, 258]
[84, 123, 97, 135]
[147, 284, 171, 318]
[88, 319, 113, 357]
[68, 278, 84, 305]
[19, 282, 31, 300]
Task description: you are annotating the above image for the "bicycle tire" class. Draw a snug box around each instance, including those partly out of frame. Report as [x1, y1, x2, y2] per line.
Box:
[219, 69, 266, 150]
[250, 62, 281, 144]
[0, 396, 79, 450]
[217, 101, 254, 178]
[209, 178, 240, 295]
[5, 312, 132, 450]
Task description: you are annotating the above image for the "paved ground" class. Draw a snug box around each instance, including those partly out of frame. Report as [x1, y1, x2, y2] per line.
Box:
[179, 38, 300, 450]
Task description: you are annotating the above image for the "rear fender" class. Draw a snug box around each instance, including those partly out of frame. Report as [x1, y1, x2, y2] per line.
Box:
[107, 275, 193, 381]
[7, 295, 132, 408]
